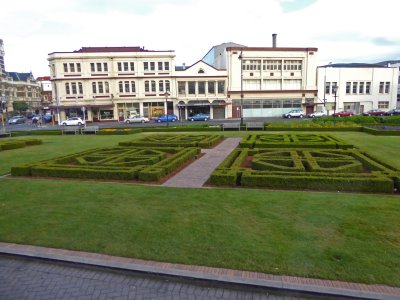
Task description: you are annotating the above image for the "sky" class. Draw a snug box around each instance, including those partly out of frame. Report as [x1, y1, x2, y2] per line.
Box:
[1, 0, 399, 77]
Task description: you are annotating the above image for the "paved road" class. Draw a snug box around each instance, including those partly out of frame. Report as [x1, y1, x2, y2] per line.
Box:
[0, 255, 330, 300]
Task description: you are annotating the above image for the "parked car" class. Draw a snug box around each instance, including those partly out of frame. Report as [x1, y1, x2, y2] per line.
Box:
[332, 111, 354, 117]
[282, 109, 305, 118]
[362, 109, 385, 116]
[188, 113, 210, 121]
[124, 115, 149, 124]
[307, 111, 326, 118]
[384, 108, 400, 116]
[156, 114, 178, 122]
[8, 115, 26, 124]
[61, 117, 86, 126]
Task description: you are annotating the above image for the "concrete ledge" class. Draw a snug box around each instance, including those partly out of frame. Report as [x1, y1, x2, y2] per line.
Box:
[0, 242, 398, 300]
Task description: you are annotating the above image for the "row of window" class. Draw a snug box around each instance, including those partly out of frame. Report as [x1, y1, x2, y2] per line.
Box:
[242, 60, 302, 71]
[327, 81, 392, 95]
[177, 81, 225, 95]
[65, 80, 171, 95]
[232, 99, 302, 109]
[63, 61, 170, 73]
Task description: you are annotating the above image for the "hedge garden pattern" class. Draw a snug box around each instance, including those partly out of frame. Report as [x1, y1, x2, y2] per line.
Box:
[240, 134, 353, 149]
[12, 146, 200, 182]
[0, 139, 42, 151]
[120, 134, 223, 148]
[210, 134, 400, 193]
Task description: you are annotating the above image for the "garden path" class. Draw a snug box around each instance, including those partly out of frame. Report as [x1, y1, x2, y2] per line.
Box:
[162, 137, 242, 188]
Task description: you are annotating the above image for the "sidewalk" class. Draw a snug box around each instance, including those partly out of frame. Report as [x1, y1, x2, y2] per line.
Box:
[163, 137, 242, 188]
[0, 242, 399, 299]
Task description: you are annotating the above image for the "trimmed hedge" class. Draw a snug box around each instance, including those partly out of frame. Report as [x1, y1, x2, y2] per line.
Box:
[0, 139, 42, 151]
[240, 171, 394, 193]
[11, 146, 200, 183]
[11, 130, 62, 136]
[208, 147, 399, 193]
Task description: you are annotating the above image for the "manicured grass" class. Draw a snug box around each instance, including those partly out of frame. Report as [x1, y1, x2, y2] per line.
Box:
[1, 131, 400, 287]
[0, 178, 399, 286]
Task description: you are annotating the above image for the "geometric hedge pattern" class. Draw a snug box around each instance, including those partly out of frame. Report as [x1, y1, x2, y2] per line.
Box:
[120, 134, 223, 148]
[240, 133, 353, 149]
[210, 134, 400, 193]
[11, 146, 200, 182]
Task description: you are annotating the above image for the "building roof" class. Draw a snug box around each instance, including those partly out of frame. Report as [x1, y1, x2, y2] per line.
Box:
[8, 72, 35, 81]
[49, 46, 175, 55]
[319, 63, 386, 68]
[226, 46, 318, 52]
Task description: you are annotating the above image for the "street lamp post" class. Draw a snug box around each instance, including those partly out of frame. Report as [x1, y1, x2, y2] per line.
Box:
[333, 86, 338, 126]
[238, 49, 244, 126]
[165, 91, 170, 127]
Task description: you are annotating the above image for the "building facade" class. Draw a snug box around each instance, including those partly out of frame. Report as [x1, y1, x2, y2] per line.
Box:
[317, 63, 399, 115]
[0, 39, 42, 116]
[48, 47, 176, 122]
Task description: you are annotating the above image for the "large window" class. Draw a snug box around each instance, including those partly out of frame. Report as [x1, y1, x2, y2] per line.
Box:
[283, 60, 302, 71]
[264, 60, 282, 71]
[379, 82, 385, 93]
[188, 82, 196, 94]
[144, 80, 156, 92]
[117, 62, 134, 72]
[63, 63, 81, 73]
[243, 60, 261, 71]
[119, 81, 136, 93]
[178, 82, 186, 95]
[366, 82, 371, 94]
[198, 82, 205, 94]
[352, 82, 358, 94]
[65, 82, 84, 95]
[92, 81, 109, 94]
[385, 82, 390, 93]
[90, 62, 107, 72]
[378, 101, 389, 109]
[208, 81, 215, 94]
[217, 81, 225, 94]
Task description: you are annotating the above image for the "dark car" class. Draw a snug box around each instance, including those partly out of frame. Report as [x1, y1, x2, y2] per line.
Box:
[384, 109, 400, 116]
[8, 115, 26, 124]
[188, 113, 210, 121]
[332, 111, 354, 117]
[156, 114, 178, 123]
[362, 109, 385, 116]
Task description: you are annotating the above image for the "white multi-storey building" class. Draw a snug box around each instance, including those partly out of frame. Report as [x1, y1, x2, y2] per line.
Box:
[317, 63, 399, 115]
[48, 46, 176, 122]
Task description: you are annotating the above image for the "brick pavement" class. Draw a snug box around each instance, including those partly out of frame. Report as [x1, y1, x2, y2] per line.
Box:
[0, 242, 399, 299]
[162, 137, 242, 188]
[0, 254, 319, 300]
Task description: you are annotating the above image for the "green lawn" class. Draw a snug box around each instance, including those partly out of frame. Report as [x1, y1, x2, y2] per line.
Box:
[0, 131, 400, 287]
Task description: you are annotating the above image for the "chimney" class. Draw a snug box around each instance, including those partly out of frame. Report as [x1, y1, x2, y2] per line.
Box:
[272, 33, 277, 48]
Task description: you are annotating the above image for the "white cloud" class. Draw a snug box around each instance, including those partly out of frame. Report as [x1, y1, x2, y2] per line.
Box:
[1, 0, 399, 76]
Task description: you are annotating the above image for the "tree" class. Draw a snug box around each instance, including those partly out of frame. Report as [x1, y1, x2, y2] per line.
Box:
[12, 101, 29, 113]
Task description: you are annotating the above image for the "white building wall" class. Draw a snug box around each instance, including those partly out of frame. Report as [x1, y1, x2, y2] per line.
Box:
[317, 66, 399, 114]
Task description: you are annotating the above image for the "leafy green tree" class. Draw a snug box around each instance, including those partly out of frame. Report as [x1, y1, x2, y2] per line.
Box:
[12, 101, 29, 113]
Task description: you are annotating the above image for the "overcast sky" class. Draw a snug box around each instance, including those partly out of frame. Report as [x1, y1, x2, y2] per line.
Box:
[1, 0, 399, 77]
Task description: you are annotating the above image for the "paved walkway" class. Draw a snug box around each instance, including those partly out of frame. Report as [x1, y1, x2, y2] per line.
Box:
[163, 138, 242, 188]
[0, 242, 399, 299]
[0, 254, 317, 300]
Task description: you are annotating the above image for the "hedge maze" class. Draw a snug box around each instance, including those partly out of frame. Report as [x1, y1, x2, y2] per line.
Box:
[12, 146, 200, 182]
[240, 133, 353, 149]
[0, 139, 42, 151]
[10, 134, 222, 182]
[210, 134, 399, 193]
[119, 134, 223, 148]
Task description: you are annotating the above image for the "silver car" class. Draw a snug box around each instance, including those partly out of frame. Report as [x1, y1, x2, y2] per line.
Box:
[124, 115, 150, 124]
[282, 109, 305, 118]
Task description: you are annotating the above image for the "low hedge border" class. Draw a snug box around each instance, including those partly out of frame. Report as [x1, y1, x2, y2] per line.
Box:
[208, 147, 399, 193]
[11, 146, 200, 183]
[0, 139, 42, 151]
